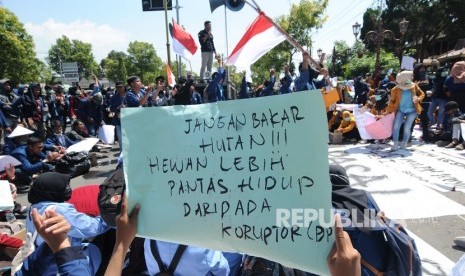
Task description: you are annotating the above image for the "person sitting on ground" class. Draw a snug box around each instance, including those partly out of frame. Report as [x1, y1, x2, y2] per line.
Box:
[0, 164, 28, 217]
[335, 111, 360, 142]
[441, 101, 465, 150]
[66, 119, 90, 142]
[10, 137, 61, 193]
[21, 172, 110, 275]
[3, 124, 59, 156]
[45, 120, 76, 149]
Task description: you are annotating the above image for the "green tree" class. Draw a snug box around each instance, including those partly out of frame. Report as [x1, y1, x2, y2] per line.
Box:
[101, 51, 128, 83]
[327, 41, 351, 78]
[48, 35, 98, 79]
[382, 0, 465, 61]
[126, 41, 163, 83]
[0, 8, 39, 82]
[36, 59, 53, 83]
[346, 49, 399, 79]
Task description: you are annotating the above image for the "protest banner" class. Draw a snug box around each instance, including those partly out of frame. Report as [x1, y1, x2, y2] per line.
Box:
[322, 88, 340, 108]
[353, 106, 377, 140]
[0, 156, 21, 172]
[66, 138, 99, 153]
[98, 125, 116, 144]
[365, 113, 395, 139]
[0, 180, 14, 211]
[121, 91, 334, 275]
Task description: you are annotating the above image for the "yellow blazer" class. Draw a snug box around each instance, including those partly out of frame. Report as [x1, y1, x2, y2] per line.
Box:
[386, 84, 425, 114]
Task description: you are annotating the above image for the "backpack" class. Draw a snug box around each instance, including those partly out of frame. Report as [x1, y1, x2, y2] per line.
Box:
[149, 240, 187, 276]
[55, 151, 91, 177]
[98, 168, 125, 227]
[344, 192, 422, 276]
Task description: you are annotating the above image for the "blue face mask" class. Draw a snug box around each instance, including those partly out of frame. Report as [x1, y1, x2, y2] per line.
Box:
[375, 95, 381, 101]
[344, 117, 351, 122]
[441, 71, 449, 77]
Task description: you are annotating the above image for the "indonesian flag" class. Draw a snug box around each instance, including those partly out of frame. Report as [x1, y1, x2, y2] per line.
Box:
[226, 12, 286, 68]
[171, 19, 198, 59]
[166, 64, 176, 87]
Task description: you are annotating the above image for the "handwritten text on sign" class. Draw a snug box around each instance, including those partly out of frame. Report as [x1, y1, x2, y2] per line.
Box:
[122, 91, 333, 275]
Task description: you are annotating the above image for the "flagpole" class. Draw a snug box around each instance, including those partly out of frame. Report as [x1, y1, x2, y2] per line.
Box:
[224, 5, 233, 99]
[164, 0, 172, 67]
[175, 0, 182, 78]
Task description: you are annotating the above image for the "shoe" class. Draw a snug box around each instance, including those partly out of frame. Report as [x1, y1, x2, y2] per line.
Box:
[399, 142, 407, 149]
[16, 184, 31, 194]
[456, 143, 465, 151]
[391, 144, 400, 151]
[454, 236, 465, 248]
[436, 140, 450, 147]
[14, 203, 28, 215]
[445, 141, 460, 148]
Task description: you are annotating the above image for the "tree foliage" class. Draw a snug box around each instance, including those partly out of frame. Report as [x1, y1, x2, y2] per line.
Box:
[0, 8, 39, 82]
[48, 35, 98, 79]
[381, 0, 465, 61]
[345, 49, 399, 79]
[326, 40, 351, 78]
[101, 51, 128, 83]
[126, 41, 163, 83]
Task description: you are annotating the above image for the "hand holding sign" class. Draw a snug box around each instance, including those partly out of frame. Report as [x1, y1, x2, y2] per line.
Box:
[327, 214, 361, 276]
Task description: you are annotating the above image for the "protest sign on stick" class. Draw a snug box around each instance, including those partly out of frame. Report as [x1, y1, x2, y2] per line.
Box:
[122, 91, 334, 274]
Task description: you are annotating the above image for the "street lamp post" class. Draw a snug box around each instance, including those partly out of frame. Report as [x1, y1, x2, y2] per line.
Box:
[361, 18, 409, 87]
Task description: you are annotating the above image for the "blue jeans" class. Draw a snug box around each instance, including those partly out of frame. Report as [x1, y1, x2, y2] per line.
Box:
[427, 98, 447, 126]
[393, 111, 417, 144]
[115, 125, 122, 151]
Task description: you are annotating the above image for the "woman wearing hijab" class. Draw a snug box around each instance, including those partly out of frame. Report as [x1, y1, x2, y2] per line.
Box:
[386, 71, 425, 150]
[22, 172, 109, 275]
[335, 110, 360, 142]
[445, 61, 465, 111]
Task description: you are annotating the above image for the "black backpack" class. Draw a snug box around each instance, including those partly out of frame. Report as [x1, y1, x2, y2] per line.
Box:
[150, 240, 187, 276]
[55, 151, 91, 177]
[98, 168, 125, 227]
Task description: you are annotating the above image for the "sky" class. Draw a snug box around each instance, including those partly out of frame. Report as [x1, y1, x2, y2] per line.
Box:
[3, 0, 376, 73]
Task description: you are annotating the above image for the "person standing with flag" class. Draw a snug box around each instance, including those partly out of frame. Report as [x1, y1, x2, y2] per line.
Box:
[198, 21, 217, 81]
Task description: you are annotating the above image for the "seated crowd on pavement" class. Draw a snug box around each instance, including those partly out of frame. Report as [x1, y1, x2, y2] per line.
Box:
[1, 49, 464, 275]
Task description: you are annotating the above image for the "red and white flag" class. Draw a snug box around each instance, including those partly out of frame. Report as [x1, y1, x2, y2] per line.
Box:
[171, 19, 198, 59]
[166, 64, 176, 87]
[226, 12, 286, 68]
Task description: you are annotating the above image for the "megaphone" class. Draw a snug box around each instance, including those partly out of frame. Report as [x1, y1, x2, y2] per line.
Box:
[209, 0, 245, 12]
[225, 0, 245, 11]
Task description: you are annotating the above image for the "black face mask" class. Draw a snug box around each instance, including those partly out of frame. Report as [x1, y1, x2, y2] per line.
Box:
[419, 72, 427, 81]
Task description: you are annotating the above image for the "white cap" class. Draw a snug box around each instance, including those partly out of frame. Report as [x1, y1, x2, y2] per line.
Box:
[7, 125, 34, 138]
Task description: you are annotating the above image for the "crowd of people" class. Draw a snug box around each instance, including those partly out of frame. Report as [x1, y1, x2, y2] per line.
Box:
[1, 38, 465, 274]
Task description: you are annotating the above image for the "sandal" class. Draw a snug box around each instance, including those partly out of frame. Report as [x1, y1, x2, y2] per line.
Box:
[445, 140, 460, 148]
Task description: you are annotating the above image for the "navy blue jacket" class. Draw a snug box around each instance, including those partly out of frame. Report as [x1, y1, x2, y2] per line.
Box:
[11, 145, 47, 175]
[45, 134, 76, 148]
[78, 99, 103, 126]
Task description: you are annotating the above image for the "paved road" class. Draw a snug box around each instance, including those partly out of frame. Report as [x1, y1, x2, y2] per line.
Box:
[12, 140, 465, 275]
